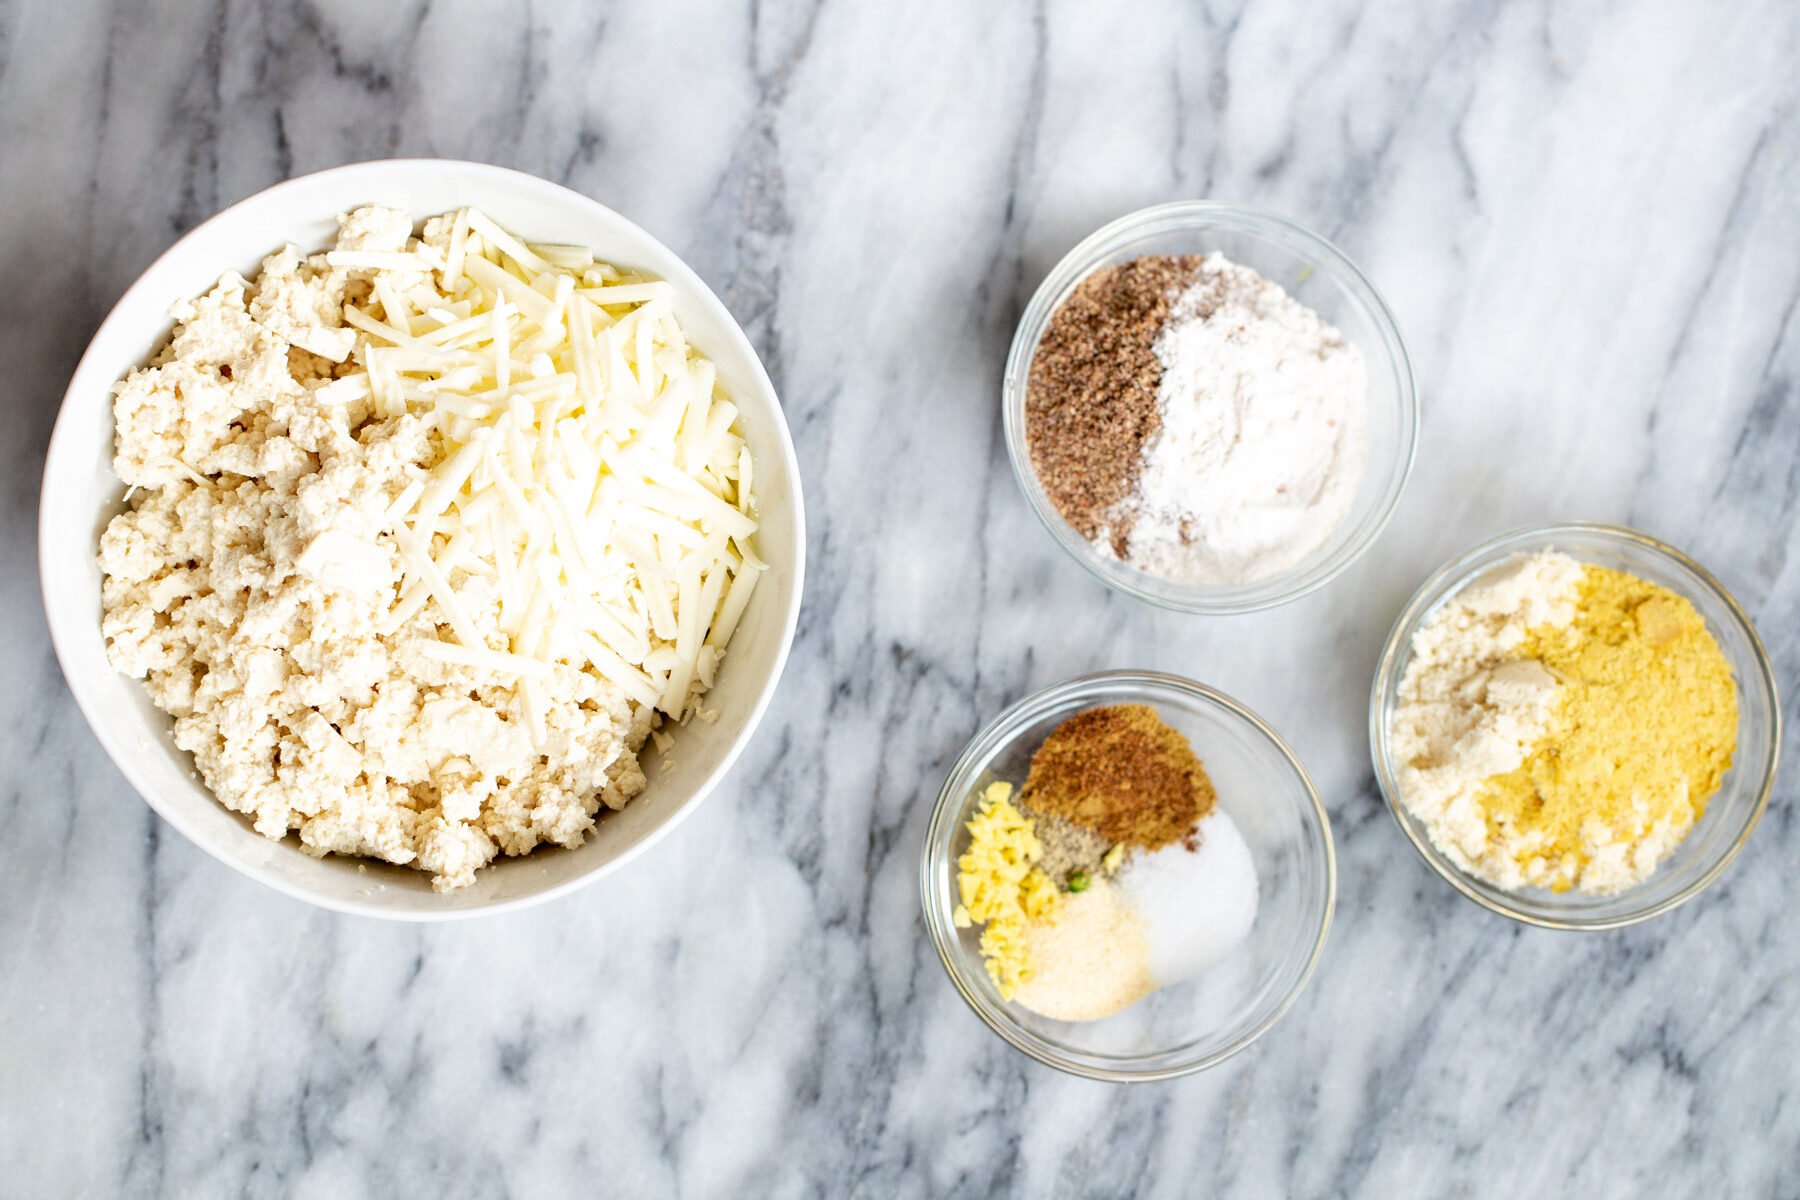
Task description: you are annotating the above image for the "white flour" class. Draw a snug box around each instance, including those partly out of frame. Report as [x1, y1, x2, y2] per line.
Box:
[1114, 253, 1368, 586]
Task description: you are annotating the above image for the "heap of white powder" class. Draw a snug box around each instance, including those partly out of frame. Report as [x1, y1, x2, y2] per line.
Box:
[1389, 551, 1585, 889]
[1111, 253, 1368, 586]
[1115, 808, 1259, 986]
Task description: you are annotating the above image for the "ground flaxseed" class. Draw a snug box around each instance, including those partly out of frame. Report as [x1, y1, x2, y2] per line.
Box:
[1023, 255, 1202, 554]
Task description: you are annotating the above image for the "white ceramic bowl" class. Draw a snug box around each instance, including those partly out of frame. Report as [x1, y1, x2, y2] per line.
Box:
[39, 160, 806, 919]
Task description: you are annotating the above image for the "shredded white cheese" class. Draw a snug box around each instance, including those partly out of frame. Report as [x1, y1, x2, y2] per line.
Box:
[356, 207, 762, 735]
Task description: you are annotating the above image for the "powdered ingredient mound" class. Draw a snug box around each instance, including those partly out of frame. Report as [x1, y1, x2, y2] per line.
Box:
[1020, 703, 1215, 849]
[1023, 256, 1202, 552]
[1011, 878, 1155, 1021]
[1479, 565, 1738, 893]
[1023, 806, 1113, 889]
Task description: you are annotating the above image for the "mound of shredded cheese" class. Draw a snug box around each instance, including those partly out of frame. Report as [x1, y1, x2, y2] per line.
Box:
[367, 207, 762, 729]
[953, 781, 1062, 997]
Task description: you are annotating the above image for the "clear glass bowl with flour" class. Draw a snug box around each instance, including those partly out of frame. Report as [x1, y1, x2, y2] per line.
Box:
[1370, 523, 1781, 930]
[1003, 201, 1417, 614]
[920, 671, 1336, 1081]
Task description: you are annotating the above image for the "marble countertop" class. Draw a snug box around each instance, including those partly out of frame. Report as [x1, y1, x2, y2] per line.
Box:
[4, 0, 1798, 1195]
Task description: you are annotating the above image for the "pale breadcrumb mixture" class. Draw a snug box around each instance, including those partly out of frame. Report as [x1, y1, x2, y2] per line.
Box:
[1389, 552, 1583, 892]
[100, 208, 651, 890]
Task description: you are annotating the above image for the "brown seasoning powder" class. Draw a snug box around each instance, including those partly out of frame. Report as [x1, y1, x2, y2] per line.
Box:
[1020, 704, 1216, 849]
[1023, 255, 1204, 554]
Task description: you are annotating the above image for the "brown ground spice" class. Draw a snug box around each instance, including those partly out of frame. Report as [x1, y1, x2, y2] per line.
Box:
[1020, 704, 1215, 849]
[1023, 255, 1203, 554]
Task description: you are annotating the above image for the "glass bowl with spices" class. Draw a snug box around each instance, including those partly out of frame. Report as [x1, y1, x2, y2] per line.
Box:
[920, 670, 1336, 1081]
[1370, 522, 1781, 930]
[1003, 201, 1417, 614]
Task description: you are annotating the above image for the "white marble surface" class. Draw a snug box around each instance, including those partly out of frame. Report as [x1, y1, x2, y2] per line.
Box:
[4, 0, 1798, 1194]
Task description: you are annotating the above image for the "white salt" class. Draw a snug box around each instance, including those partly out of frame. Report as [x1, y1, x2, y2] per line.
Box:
[1116, 808, 1259, 984]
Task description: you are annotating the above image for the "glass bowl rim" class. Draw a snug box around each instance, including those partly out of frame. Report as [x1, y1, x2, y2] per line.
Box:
[1000, 199, 1420, 615]
[919, 668, 1338, 1081]
[1367, 520, 1783, 930]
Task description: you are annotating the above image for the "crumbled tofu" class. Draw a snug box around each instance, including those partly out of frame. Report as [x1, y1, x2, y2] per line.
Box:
[99, 208, 662, 891]
[246, 245, 356, 362]
[334, 205, 414, 253]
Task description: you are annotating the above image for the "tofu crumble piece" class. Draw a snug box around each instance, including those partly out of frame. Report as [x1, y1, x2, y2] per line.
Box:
[100, 206, 762, 890]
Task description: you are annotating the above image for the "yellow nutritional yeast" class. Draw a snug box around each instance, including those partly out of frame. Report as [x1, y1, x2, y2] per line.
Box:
[953, 782, 1062, 997]
[1483, 565, 1738, 892]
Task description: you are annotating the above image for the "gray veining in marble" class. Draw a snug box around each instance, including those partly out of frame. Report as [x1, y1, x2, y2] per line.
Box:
[4, 0, 1799, 1195]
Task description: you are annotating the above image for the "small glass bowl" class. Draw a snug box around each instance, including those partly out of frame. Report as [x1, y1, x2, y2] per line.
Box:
[920, 671, 1336, 1081]
[1002, 201, 1418, 614]
[1370, 523, 1782, 929]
